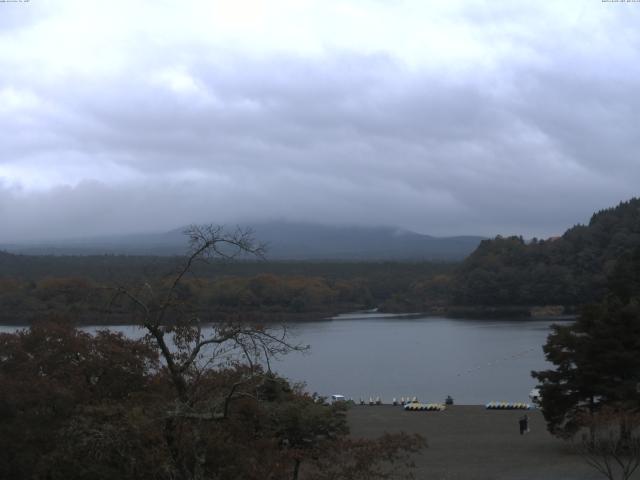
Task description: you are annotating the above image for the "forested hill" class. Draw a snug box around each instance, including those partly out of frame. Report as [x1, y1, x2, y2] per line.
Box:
[451, 198, 640, 307]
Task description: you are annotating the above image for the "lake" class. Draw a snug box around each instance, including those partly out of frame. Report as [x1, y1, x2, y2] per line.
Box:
[0, 312, 564, 405]
[279, 312, 560, 405]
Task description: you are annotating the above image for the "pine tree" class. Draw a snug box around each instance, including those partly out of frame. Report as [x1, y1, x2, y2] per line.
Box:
[532, 247, 640, 438]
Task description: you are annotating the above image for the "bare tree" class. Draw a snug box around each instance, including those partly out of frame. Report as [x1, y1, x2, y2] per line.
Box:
[578, 407, 640, 480]
[109, 225, 307, 480]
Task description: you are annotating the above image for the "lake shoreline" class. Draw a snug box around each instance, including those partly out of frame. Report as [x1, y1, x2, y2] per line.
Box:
[380, 304, 578, 319]
[0, 309, 576, 328]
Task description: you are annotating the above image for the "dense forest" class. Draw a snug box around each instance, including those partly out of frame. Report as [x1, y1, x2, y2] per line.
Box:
[452, 198, 640, 307]
[2, 198, 639, 323]
[0, 253, 454, 324]
[384, 198, 640, 315]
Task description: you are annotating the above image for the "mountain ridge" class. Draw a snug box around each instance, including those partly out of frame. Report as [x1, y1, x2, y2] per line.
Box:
[1, 220, 485, 261]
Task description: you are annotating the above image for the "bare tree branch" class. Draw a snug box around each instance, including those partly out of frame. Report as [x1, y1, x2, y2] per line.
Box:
[102, 224, 307, 480]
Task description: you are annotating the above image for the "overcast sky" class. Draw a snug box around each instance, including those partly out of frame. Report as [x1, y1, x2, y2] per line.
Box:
[1, 0, 639, 242]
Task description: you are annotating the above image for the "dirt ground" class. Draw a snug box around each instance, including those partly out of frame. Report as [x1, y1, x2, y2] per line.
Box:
[348, 405, 636, 480]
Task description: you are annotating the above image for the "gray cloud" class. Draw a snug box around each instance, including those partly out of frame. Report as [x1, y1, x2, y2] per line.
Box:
[1, 1, 639, 242]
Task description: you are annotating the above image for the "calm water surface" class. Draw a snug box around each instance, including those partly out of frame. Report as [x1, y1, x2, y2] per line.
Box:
[1, 313, 564, 405]
[278, 312, 561, 404]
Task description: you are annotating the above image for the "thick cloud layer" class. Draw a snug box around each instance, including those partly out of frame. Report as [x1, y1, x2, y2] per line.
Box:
[1, 0, 639, 242]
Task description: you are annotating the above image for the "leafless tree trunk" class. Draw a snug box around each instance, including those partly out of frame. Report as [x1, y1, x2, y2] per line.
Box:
[109, 225, 307, 480]
[578, 408, 640, 480]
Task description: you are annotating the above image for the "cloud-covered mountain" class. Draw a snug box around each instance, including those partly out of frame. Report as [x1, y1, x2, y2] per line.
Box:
[2, 221, 484, 261]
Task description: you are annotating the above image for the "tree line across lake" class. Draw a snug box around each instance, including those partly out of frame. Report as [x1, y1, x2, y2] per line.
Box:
[0, 257, 453, 324]
[2, 198, 640, 324]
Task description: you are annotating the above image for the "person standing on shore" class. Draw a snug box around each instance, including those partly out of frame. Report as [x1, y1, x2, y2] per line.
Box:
[523, 414, 529, 434]
[519, 416, 526, 435]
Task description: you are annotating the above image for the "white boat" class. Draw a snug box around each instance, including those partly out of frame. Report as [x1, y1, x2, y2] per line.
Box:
[529, 388, 541, 404]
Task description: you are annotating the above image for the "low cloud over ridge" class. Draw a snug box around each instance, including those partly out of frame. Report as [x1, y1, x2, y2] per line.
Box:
[1, 0, 639, 242]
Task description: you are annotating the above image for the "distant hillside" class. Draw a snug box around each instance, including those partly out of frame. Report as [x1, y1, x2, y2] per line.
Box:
[2, 221, 484, 261]
[452, 198, 640, 307]
[0, 251, 456, 324]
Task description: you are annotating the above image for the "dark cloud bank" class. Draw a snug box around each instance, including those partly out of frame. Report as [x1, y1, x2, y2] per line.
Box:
[1, 2, 639, 243]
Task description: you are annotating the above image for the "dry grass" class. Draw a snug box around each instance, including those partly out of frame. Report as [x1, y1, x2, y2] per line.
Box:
[347, 405, 626, 480]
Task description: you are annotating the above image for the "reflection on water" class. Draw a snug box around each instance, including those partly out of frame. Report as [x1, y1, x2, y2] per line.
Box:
[0, 313, 566, 404]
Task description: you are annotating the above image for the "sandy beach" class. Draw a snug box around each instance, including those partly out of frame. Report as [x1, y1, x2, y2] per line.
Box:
[348, 405, 629, 480]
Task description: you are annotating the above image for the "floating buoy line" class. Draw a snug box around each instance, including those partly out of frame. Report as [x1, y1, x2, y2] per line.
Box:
[455, 347, 538, 377]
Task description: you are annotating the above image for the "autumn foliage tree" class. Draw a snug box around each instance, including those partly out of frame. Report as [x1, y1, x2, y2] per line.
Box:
[0, 321, 159, 479]
[1, 225, 425, 480]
